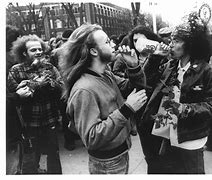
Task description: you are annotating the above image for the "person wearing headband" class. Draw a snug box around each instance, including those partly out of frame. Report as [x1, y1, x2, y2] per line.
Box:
[137, 12, 212, 174]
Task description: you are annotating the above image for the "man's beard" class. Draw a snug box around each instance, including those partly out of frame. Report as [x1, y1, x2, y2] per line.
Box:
[98, 48, 113, 64]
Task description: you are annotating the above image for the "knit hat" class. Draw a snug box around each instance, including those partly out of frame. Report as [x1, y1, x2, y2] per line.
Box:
[62, 29, 73, 41]
[158, 27, 172, 38]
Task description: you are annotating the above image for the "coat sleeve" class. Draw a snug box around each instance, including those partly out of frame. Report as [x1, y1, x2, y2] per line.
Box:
[143, 54, 166, 89]
[180, 66, 212, 121]
[112, 55, 128, 78]
[49, 66, 64, 90]
[7, 67, 20, 92]
[66, 89, 131, 150]
[112, 63, 146, 98]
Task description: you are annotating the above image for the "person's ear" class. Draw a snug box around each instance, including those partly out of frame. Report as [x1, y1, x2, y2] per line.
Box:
[90, 48, 98, 56]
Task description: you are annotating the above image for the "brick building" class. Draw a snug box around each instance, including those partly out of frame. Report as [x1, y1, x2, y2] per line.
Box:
[7, 2, 133, 40]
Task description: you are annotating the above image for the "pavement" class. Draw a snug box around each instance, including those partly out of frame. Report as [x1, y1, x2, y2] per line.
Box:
[40, 131, 212, 174]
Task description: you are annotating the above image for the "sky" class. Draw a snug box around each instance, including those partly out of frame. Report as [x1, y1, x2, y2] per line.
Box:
[4, 0, 212, 26]
[113, 0, 211, 26]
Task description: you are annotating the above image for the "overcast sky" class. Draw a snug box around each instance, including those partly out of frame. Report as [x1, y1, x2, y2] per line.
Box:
[4, 0, 212, 26]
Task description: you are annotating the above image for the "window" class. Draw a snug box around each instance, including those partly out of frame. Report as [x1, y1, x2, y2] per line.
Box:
[55, 19, 62, 28]
[55, 9, 59, 16]
[31, 24, 35, 30]
[62, 8, 66, 14]
[74, 7, 78, 13]
[96, 16, 99, 23]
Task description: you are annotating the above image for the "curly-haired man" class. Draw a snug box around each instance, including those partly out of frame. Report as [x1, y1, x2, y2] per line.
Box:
[7, 34, 63, 174]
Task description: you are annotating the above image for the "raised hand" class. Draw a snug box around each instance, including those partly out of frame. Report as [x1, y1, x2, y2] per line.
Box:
[16, 80, 30, 90]
[16, 86, 32, 98]
[153, 42, 170, 56]
[125, 89, 147, 112]
[117, 45, 139, 67]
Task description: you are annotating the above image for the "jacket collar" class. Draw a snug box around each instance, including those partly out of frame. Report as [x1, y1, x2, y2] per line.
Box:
[178, 61, 191, 72]
[188, 58, 208, 71]
[85, 69, 102, 77]
[189, 61, 202, 72]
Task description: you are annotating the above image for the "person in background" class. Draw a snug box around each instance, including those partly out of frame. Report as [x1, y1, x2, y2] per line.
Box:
[138, 12, 212, 174]
[59, 29, 74, 47]
[129, 25, 163, 65]
[112, 26, 163, 136]
[50, 29, 80, 151]
[59, 23, 147, 174]
[49, 37, 57, 50]
[117, 33, 128, 46]
[6, 25, 21, 77]
[110, 34, 118, 47]
[6, 84, 33, 174]
[50, 29, 74, 68]
[158, 27, 173, 45]
[205, 34, 212, 151]
[6, 25, 29, 175]
[7, 34, 63, 174]
[113, 26, 162, 77]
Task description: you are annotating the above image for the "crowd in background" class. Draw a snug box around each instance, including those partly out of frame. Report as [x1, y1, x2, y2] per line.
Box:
[6, 11, 212, 174]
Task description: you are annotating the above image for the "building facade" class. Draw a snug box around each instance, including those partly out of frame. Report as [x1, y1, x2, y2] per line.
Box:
[6, 2, 133, 40]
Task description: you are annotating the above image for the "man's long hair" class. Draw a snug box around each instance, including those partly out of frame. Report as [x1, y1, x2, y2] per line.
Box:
[58, 23, 102, 101]
[11, 34, 47, 63]
[172, 12, 211, 62]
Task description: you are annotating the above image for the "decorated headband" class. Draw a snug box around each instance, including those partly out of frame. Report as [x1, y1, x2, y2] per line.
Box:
[172, 12, 206, 40]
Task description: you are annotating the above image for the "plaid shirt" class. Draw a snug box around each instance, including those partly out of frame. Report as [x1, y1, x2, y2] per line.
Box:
[8, 61, 63, 127]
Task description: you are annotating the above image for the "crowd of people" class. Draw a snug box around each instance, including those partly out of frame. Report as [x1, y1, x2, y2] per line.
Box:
[6, 11, 212, 174]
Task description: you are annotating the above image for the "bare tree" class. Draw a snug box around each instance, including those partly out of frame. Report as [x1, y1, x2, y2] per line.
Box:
[6, 3, 30, 34]
[61, 3, 78, 28]
[79, 3, 84, 26]
[6, 3, 44, 35]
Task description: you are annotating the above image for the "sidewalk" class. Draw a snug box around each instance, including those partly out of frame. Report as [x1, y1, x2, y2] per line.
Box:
[40, 132, 212, 174]
[59, 133, 147, 174]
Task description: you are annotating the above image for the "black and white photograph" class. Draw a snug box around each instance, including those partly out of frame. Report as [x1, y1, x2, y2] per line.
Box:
[2, 0, 212, 175]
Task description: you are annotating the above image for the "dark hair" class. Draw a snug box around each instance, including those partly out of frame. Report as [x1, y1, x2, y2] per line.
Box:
[58, 23, 102, 100]
[62, 29, 74, 40]
[117, 34, 127, 45]
[184, 29, 210, 61]
[11, 34, 47, 63]
[128, 25, 162, 56]
[173, 12, 211, 62]
[110, 34, 118, 45]
[119, 34, 130, 46]
[6, 25, 21, 52]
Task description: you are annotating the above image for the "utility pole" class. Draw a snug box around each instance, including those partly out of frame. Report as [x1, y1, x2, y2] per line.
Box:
[149, 1, 157, 34]
[42, 7, 51, 40]
[131, 2, 140, 27]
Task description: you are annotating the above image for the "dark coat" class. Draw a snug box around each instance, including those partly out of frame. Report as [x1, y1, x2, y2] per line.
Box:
[6, 88, 22, 150]
[140, 55, 212, 143]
